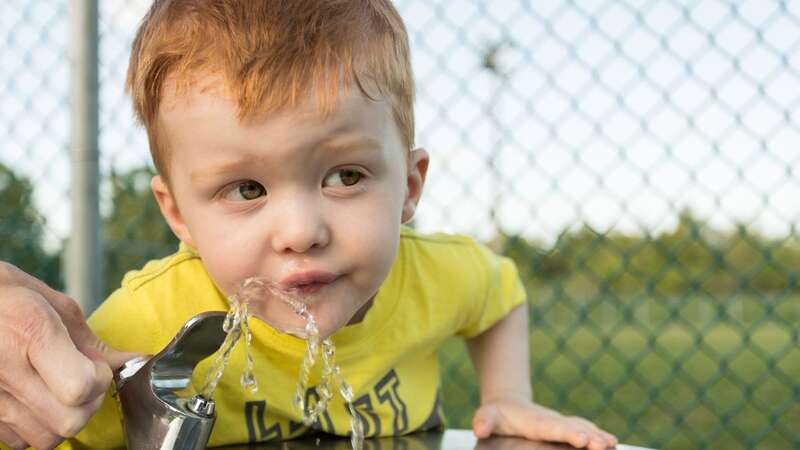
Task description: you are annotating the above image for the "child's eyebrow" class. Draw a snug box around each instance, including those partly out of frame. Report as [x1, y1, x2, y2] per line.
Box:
[318, 135, 383, 154]
[190, 135, 382, 184]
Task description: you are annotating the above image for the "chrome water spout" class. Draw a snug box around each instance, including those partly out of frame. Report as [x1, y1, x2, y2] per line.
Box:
[114, 311, 228, 450]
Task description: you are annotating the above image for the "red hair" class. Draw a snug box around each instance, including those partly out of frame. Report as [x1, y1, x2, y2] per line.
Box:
[126, 0, 415, 177]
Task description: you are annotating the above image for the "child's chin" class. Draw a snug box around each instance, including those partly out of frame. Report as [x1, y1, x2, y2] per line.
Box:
[314, 317, 350, 340]
[249, 307, 306, 334]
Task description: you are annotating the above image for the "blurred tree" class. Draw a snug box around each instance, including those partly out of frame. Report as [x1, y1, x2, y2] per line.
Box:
[103, 167, 178, 296]
[497, 233, 559, 306]
[493, 208, 799, 298]
[0, 163, 61, 288]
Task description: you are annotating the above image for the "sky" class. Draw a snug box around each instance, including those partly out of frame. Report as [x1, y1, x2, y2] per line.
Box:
[1, 0, 799, 250]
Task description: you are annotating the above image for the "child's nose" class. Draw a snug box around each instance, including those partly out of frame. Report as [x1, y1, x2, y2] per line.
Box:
[269, 196, 330, 254]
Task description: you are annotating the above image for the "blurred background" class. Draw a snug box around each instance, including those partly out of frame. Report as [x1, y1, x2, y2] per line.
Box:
[1, 1, 798, 449]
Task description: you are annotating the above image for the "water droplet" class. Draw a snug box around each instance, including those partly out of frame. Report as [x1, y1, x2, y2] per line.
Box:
[241, 372, 258, 394]
[292, 392, 304, 410]
[316, 385, 333, 401]
[199, 278, 259, 399]
[339, 381, 354, 402]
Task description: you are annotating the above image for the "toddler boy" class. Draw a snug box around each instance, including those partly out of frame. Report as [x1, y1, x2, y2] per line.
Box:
[0, 1, 618, 449]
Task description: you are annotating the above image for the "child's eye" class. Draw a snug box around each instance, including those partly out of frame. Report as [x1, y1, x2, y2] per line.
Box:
[223, 180, 266, 201]
[323, 169, 364, 187]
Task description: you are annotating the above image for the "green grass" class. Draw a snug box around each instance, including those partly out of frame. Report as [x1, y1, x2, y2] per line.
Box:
[439, 314, 800, 450]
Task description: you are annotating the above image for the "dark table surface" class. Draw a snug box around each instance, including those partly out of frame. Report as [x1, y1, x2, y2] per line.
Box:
[219, 430, 655, 450]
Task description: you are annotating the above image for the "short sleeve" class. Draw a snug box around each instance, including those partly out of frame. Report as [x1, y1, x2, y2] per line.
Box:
[87, 284, 162, 354]
[457, 242, 527, 338]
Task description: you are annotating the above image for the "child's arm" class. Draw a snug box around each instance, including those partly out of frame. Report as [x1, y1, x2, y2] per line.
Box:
[465, 304, 618, 450]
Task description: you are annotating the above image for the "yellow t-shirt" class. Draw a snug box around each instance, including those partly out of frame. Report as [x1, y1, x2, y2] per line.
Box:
[59, 227, 526, 449]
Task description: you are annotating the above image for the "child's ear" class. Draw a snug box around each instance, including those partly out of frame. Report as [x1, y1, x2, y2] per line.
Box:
[401, 148, 429, 223]
[151, 175, 197, 248]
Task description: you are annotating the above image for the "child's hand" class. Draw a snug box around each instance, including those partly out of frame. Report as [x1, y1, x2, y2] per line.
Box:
[472, 397, 618, 450]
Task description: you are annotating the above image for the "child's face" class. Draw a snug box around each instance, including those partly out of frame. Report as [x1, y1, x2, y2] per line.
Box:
[151, 79, 428, 338]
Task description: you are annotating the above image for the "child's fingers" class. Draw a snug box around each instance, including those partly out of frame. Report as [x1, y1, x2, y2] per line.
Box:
[534, 417, 607, 450]
[581, 422, 617, 449]
[563, 416, 616, 449]
[472, 405, 500, 439]
[518, 414, 586, 446]
[588, 434, 617, 450]
[577, 429, 616, 450]
[601, 430, 618, 447]
[566, 432, 590, 448]
[476, 400, 618, 450]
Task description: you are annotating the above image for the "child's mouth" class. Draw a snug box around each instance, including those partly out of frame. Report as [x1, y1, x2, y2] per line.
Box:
[279, 271, 340, 297]
[292, 281, 329, 295]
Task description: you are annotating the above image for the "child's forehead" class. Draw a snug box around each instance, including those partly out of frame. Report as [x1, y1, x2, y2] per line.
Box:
[158, 74, 400, 162]
[159, 72, 389, 127]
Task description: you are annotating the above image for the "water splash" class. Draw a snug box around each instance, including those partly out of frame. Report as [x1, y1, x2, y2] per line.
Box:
[290, 310, 364, 450]
[199, 276, 364, 450]
[199, 279, 260, 399]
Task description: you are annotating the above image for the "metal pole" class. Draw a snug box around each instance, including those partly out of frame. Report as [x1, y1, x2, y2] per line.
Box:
[488, 73, 504, 232]
[68, 0, 101, 312]
[482, 41, 509, 238]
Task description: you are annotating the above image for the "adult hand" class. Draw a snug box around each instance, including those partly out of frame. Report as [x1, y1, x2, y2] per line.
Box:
[0, 262, 137, 450]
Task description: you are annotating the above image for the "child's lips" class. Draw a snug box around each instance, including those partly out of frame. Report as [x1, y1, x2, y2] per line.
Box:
[279, 271, 340, 295]
[292, 281, 329, 295]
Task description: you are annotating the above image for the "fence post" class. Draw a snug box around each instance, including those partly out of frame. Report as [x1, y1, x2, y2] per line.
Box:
[68, 0, 101, 312]
[481, 40, 511, 236]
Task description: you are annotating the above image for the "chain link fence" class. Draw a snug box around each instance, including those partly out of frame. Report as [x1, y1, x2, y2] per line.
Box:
[2, 1, 799, 449]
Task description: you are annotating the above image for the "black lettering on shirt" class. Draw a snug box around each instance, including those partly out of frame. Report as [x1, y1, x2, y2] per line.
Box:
[244, 400, 282, 443]
[374, 369, 408, 434]
[243, 369, 423, 442]
[351, 393, 381, 437]
[306, 387, 335, 433]
[288, 419, 306, 436]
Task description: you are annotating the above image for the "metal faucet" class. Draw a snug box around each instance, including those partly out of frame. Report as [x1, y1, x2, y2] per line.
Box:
[114, 311, 228, 450]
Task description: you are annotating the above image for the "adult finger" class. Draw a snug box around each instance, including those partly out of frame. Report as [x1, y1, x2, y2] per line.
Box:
[0, 390, 63, 450]
[0, 422, 27, 450]
[1, 286, 112, 407]
[0, 262, 141, 371]
[2, 365, 105, 443]
[0, 262, 76, 321]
